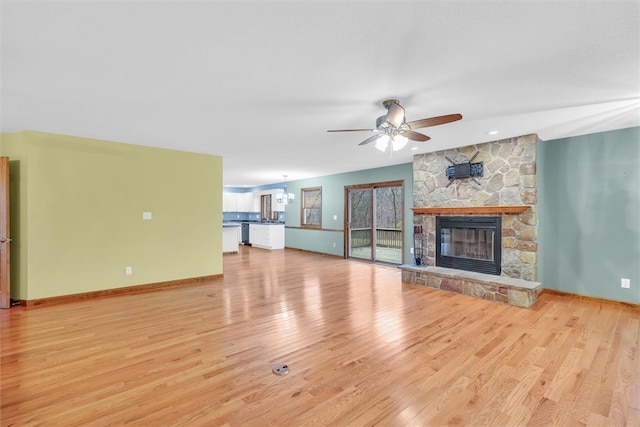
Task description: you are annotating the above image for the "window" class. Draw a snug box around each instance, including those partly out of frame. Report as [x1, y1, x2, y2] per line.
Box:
[301, 187, 321, 228]
[260, 194, 271, 221]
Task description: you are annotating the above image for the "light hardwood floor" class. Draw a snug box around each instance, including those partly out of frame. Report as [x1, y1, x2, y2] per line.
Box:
[1, 246, 639, 426]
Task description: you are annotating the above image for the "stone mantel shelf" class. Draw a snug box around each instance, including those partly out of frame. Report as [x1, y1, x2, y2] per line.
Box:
[412, 205, 530, 215]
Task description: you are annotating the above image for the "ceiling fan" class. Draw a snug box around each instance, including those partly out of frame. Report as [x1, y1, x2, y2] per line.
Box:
[327, 99, 462, 152]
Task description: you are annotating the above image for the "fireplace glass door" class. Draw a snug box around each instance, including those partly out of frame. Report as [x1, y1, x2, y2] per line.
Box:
[436, 216, 501, 275]
[441, 228, 494, 261]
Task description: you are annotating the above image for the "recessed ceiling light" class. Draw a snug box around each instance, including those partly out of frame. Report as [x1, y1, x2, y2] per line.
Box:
[411, 147, 418, 151]
[486, 130, 499, 135]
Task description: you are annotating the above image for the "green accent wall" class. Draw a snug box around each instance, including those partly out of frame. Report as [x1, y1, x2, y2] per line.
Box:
[539, 126, 640, 304]
[283, 163, 414, 262]
[0, 131, 223, 301]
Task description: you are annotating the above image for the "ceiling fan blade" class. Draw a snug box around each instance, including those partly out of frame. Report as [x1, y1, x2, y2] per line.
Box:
[327, 128, 374, 133]
[407, 113, 463, 130]
[400, 130, 431, 142]
[385, 102, 405, 128]
[358, 134, 383, 146]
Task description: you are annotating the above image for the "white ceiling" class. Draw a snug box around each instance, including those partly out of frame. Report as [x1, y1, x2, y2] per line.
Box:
[1, 1, 638, 187]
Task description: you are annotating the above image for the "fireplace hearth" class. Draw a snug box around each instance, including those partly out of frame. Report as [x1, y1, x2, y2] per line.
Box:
[436, 216, 501, 275]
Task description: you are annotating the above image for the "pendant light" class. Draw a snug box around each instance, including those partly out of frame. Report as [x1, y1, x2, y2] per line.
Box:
[276, 175, 295, 204]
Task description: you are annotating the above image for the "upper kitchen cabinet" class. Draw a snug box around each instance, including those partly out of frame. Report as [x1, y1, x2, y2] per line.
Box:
[222, 191, 255, 212]
[236, 192, 254, 212]
[252, 192, 262, 213]
[222, 192, 237, 212]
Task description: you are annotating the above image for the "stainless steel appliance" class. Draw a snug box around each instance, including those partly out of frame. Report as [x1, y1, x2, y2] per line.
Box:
[241, 222, 250, 245]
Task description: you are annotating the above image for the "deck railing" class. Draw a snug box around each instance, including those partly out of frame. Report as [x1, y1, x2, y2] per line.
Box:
[350, 228, 402, 249]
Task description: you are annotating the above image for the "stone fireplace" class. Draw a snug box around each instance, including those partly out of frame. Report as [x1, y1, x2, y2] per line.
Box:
[401, 134, 542, 308]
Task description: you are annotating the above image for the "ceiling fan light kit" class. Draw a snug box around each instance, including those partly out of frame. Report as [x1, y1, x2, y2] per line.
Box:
[374, 134, 408, 152]
[327, 99, 462, 154]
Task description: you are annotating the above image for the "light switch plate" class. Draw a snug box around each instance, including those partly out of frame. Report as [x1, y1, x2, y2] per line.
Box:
[143, 212, 152, 220]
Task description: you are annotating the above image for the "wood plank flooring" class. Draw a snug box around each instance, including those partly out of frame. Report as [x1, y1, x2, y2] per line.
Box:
[1, 246, 639, 426]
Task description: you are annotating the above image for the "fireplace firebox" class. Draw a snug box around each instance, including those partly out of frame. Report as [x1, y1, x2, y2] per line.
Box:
[436, 216, 501, 275]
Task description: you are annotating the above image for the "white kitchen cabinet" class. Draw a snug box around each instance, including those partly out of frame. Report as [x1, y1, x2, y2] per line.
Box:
[223, 191, 254, 212]
[236, 192, 254, 212]
[222, 192, 237, 212]
[251, 192, 262, 213]
[222, 224, 241, 253]
[249, 224, 284, 250]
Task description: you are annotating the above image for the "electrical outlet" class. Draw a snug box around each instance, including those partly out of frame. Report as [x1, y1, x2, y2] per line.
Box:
[621, 278, 630, 289]
[125, 266, 132, 275]
[142, 212, 152, 220]
[333, 242, 336, 247]
[410, 247, 414, 254]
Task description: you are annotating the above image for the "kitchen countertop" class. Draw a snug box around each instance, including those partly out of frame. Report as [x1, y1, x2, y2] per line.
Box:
[226, 221, 285, 225]
[223, 222, 284, 227]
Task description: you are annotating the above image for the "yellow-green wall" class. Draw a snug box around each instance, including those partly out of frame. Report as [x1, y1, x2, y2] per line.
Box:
[0, 131, 223, 301]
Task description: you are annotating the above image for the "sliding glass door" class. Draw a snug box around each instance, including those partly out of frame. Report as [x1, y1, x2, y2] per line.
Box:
[346, 181, 403, 264]
[348, 188, 373, 260]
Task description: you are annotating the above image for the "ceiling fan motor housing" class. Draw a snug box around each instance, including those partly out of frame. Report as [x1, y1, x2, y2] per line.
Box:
[376, 115, 389, 129]
[382, 99, 400, 109]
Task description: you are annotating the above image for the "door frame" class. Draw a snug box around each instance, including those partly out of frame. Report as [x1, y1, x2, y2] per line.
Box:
[0, 157, 10, 309]
[343, 179, 404, 264]
[345, 186, 374, 261]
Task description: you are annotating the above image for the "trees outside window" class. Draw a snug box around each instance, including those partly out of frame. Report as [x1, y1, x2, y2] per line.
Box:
[301, 187, 321, 228]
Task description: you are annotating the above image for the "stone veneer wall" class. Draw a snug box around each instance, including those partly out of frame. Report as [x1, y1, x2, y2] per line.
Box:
[413, 134, 538, 281]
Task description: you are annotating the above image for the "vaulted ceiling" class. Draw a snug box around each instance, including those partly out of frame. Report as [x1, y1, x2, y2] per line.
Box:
[2, 1, 638, 186]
